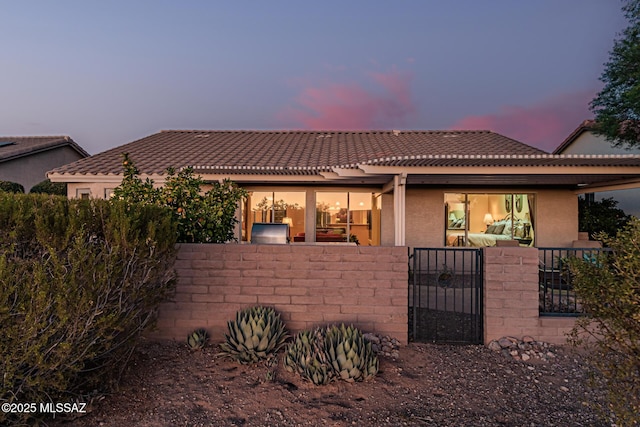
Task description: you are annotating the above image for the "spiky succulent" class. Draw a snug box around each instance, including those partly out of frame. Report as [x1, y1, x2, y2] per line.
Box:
[219, 306, 289, 364]
[284, 324, 379, 384]
[187, 328, 209, 350]
[324, 324, 378, 382]
[283, 330, 332, 385]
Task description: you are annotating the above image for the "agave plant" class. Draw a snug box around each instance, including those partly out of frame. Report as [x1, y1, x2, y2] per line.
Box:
[324, 324, 379, 382]
[219, 306, 289, 364]
[187, 328, 209, 350]
[283, 330, 332, 385]
[284, 324, 379, 384]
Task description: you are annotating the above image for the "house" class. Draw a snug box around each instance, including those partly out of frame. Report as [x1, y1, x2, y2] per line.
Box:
[47, 130, 640, 248]
[0, 136, 89, 192]
[553, 120, 640, 217]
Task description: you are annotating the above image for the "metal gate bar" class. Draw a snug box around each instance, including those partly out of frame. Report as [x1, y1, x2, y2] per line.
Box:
[409, 247, 483, 344]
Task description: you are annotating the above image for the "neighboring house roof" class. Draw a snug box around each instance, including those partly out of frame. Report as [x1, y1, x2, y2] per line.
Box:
[553, 120, 595, 154]
[0, 136, 89, 162]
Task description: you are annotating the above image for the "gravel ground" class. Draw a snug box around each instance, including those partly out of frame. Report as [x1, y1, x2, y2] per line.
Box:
[45, 338, 614, 427]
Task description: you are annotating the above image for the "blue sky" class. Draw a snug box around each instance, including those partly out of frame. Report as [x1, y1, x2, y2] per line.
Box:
[0, 1, 628, 154]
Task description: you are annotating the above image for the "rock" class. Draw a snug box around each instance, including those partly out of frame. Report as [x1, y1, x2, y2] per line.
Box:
[364, 333, 381, 344]
[498, 337, 514, 348]
[365, 333, 399, 358]
[491, 336, 558, 364]
[487, 340, 502, 352]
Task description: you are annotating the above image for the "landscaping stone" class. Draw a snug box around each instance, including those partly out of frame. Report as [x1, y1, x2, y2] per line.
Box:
[487, 336, 559, 362]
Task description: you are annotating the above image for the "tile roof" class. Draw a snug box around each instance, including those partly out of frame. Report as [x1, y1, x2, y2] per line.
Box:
[0, 136, 89, 162]
[50, 130, 550, 176]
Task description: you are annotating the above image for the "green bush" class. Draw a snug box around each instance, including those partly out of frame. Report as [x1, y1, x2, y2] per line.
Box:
[0, 180, 24, 193]
[29, 178, 67, 196]
[0, 193, 177, 425]
[567, 218, 640, 425]
[112, 153, 247, 243]
[578, 196, 630, 239]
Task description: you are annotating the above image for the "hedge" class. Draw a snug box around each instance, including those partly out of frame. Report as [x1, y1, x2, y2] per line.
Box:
[0, 193, 177, 425]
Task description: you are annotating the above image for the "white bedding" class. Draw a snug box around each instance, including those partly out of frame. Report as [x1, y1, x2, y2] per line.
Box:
[466, 233, 512, 247]
[447, 232, 512, 247]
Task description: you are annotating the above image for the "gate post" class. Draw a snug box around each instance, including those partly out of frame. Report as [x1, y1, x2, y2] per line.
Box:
[483, 247, 540, 344]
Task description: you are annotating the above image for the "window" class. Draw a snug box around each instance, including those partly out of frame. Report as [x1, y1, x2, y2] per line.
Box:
[242, 191, 305, 242]
[445, 193, 535, 247]
[315, 192, 380, 245]
[104, 188, 115, 199]
[76, 188, 91, 199]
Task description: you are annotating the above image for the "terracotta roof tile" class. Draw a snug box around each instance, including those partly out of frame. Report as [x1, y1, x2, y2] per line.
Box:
[49, 130, 549, 176]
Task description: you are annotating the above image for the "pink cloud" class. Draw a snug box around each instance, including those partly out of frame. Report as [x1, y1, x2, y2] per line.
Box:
[450, 90, 597, 152]
[282, 69, 417, 130]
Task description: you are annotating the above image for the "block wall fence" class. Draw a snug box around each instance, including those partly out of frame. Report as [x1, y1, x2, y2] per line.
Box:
[149, 244, 410, 343]
[149, 244, 577, 346]
[483, 247, 577, 345]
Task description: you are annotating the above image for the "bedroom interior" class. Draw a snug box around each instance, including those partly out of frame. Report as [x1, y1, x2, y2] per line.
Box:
[445, 193, 535, 247]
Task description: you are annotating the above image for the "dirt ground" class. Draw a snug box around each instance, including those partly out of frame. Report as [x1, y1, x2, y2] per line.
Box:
[48, 338, 609, 427]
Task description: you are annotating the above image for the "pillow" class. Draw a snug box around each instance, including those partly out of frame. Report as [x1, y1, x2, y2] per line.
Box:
[502, 221, 513, 235]
[485, 224, 497, 234]
[493, 223, 506, 235]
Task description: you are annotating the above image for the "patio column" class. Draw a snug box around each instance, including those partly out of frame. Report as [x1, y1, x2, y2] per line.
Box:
[393, 173, 406, 246]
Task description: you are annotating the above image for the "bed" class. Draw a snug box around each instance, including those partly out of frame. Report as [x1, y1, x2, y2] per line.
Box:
[447, 219, 530, 247]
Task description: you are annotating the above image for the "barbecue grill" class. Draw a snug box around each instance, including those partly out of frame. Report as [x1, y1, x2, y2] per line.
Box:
[250, 223, 290, 244]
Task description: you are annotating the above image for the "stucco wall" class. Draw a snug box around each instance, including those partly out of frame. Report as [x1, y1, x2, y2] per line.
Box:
[534, 190, 579, 247]
[64, 183, 581, 247]
[150, 244, 409, 343]
[404, 188, 579, 248]
[1, 146, 84, 192]
[405, 188, 444, 248]
[559, 131, 640, 217]
[560, 131, 640, 155]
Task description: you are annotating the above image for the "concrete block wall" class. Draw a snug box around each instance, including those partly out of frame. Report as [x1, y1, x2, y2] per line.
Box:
[150, 244, 408, 343]
[483, 247, 578, 345]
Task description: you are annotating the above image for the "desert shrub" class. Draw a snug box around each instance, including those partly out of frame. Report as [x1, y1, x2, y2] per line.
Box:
[112, 153, 247, 243]
[567, 218, 640, 425]
[0, 180, 24, 193]
[0, 193, 177, 425]
[29, 178, 67, 195]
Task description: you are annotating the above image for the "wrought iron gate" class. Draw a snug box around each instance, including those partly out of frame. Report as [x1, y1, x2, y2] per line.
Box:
[409, 248, 483, 344]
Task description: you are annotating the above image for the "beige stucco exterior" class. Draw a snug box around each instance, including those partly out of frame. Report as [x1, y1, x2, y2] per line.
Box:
[66, 180, 580, 248]
[403, 188, 579, 248]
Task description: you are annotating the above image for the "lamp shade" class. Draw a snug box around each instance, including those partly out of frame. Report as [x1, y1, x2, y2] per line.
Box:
[448, 213, 457, 221]
[483, 213, 494, 225]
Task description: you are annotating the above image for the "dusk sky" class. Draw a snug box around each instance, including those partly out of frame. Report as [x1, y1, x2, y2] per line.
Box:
[0, 1, 628, 154]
